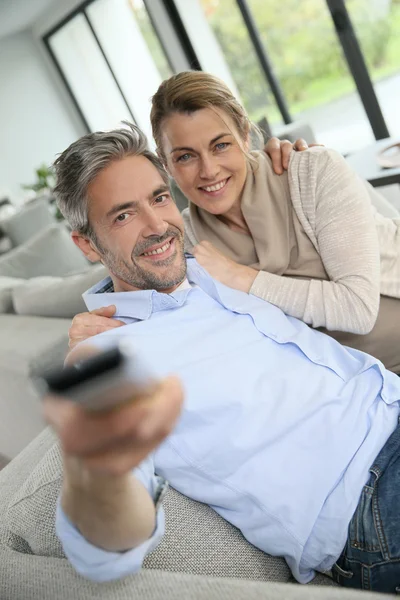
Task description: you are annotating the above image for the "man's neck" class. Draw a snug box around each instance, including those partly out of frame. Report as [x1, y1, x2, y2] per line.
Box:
[111, 276, 187, 294]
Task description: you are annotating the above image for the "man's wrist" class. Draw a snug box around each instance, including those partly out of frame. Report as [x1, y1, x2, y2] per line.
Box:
[61, 456, 157, 552]
[63, 454, 130, 492]
[61, 453, 135, 528]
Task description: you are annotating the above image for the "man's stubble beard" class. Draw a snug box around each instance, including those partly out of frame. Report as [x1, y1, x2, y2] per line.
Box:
[95, 227, 187, 291]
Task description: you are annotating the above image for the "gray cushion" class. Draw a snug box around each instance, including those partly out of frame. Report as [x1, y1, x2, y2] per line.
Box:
[0, 453, 10, 471]
[0, 277, 25, 313]
[0, 430, 375, 599]
[0, 555, 370, 600]
[5, 430, 290, 583]
[13, 264, 108, 319]
[0, 315, 69, 376]
[0, 224, 89, 279]
[2, 199, 55, 247]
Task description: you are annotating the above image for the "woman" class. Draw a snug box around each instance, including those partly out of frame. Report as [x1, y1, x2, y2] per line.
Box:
[69, 71, 400, 372]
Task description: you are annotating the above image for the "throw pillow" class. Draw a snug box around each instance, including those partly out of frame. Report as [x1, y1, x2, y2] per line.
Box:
[0, 277, 26, 314]
[0, 224, 89, 279]
[13, 264, 108, 319]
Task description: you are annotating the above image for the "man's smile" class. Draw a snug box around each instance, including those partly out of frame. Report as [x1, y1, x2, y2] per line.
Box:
[139, 237, 176, 262]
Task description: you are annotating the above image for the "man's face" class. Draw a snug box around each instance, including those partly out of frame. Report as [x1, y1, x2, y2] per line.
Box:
[75, 155, 186, 293]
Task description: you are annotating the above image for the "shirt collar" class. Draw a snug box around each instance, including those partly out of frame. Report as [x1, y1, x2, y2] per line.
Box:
[83, 258, 215, 321]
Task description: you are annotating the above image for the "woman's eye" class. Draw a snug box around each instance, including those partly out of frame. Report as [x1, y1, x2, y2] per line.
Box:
[177, 153, 192, 163]
[215, 142, 229, 151]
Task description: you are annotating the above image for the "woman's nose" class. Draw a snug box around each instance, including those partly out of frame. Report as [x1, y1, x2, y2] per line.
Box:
[199, 156, 220, 180]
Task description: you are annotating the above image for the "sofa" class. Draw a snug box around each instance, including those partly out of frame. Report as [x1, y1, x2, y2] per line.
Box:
[0, 223, 107, 459]
[0, 427, 386, 599]
[0, 188, 398, 598]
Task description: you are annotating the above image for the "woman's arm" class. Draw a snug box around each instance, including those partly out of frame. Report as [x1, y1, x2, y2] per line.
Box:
[250, 148, 381, 334]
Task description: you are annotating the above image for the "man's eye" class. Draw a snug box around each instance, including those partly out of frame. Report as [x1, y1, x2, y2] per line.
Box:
[154, 194, 169, 204]
[177, 153, 192, 163]
[115, 213, 129, 222]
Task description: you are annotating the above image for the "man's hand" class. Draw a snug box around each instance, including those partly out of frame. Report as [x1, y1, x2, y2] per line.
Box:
[193, 241, 257, 293]
[69, 305, 125, 350]
[44, 346, 183, 551]
[43, 366, 183, 476]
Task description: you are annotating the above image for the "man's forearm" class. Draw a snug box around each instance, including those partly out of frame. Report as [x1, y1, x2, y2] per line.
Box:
[61, 456, 156, 552]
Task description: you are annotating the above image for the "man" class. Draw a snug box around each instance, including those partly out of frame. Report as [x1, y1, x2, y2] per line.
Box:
[47, 123, 400, 594]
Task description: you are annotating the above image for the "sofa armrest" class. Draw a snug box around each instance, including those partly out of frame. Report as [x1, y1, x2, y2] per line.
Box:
[0, 428, 56, 527]
[0, 549, 383, 600]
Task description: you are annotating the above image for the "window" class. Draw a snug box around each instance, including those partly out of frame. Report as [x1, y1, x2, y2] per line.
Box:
[46, 0, 173, 142]
[179, 0, 396, 154]
[45, 0, 397, 155]
[197, 0, 285, 129]
[242, 0, 375, 152]
[49, 13, 133, 132]
[346, 0, 400, 142]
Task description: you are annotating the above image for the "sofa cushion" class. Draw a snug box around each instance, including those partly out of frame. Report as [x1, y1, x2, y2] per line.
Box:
[0, 315, 69, 376]
[0, 556, 357, 600]
[13, 264, 108, 319]
[2, 199, 55, 247]
[0, 276, 25, 313]
[0, 453, 10, 471]
[0, 224, 89, 279]
[5, 430, 291, 583]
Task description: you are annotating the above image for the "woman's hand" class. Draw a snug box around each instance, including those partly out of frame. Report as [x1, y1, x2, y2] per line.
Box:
[69, 305, 125, 350]
[193, 241, 257, 293]
[264, 137, 323, 175]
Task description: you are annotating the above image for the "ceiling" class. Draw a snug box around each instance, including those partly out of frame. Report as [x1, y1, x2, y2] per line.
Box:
[0, 0, 60, 40]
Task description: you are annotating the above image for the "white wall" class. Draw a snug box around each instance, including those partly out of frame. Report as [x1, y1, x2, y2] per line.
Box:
[0, 30, 84, 204]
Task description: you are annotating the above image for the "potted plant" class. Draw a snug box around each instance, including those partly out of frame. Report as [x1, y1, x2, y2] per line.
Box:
[22, 164, 55, 196]
[22, 165, 63, 220]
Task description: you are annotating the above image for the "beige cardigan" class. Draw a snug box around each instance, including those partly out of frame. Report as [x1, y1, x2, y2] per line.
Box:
[183, 147, 400, 335]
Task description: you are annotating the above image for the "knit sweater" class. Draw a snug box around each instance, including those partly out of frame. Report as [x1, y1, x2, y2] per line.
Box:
[182, 147, 400, 335]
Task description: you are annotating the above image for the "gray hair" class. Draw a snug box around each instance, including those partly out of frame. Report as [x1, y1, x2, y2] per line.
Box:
[53, 122, 168, 239]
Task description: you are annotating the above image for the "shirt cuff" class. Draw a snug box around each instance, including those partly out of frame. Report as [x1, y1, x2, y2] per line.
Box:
[56, 473, 166, 582]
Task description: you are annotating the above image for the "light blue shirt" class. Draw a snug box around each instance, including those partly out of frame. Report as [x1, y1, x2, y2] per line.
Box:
[57, 258, 400, 583]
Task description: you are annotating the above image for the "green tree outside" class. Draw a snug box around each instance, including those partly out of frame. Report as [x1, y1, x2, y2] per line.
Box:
[200, 0, 400, 125]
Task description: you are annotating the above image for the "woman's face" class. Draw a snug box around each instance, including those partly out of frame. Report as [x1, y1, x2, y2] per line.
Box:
[160, 108, 248, 216]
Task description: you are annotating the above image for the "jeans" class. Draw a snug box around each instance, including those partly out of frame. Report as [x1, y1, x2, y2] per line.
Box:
[332, 417, 400, 594]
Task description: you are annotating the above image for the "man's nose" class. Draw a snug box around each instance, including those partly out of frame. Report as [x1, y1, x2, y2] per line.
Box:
[199, 155, 220, 180]
[141, 208, 168, 238]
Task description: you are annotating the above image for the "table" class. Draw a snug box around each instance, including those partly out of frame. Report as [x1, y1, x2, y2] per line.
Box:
[345, 137, 400, 188]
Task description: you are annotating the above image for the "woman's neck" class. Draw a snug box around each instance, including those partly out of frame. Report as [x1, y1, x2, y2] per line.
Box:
[217, 201, 250, 235]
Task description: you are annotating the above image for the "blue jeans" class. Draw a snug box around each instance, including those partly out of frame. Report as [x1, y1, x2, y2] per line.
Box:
[332, 417, 400, 594]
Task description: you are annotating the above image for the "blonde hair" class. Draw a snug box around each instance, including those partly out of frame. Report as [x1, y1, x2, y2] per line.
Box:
[151, 71, 260, 162]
